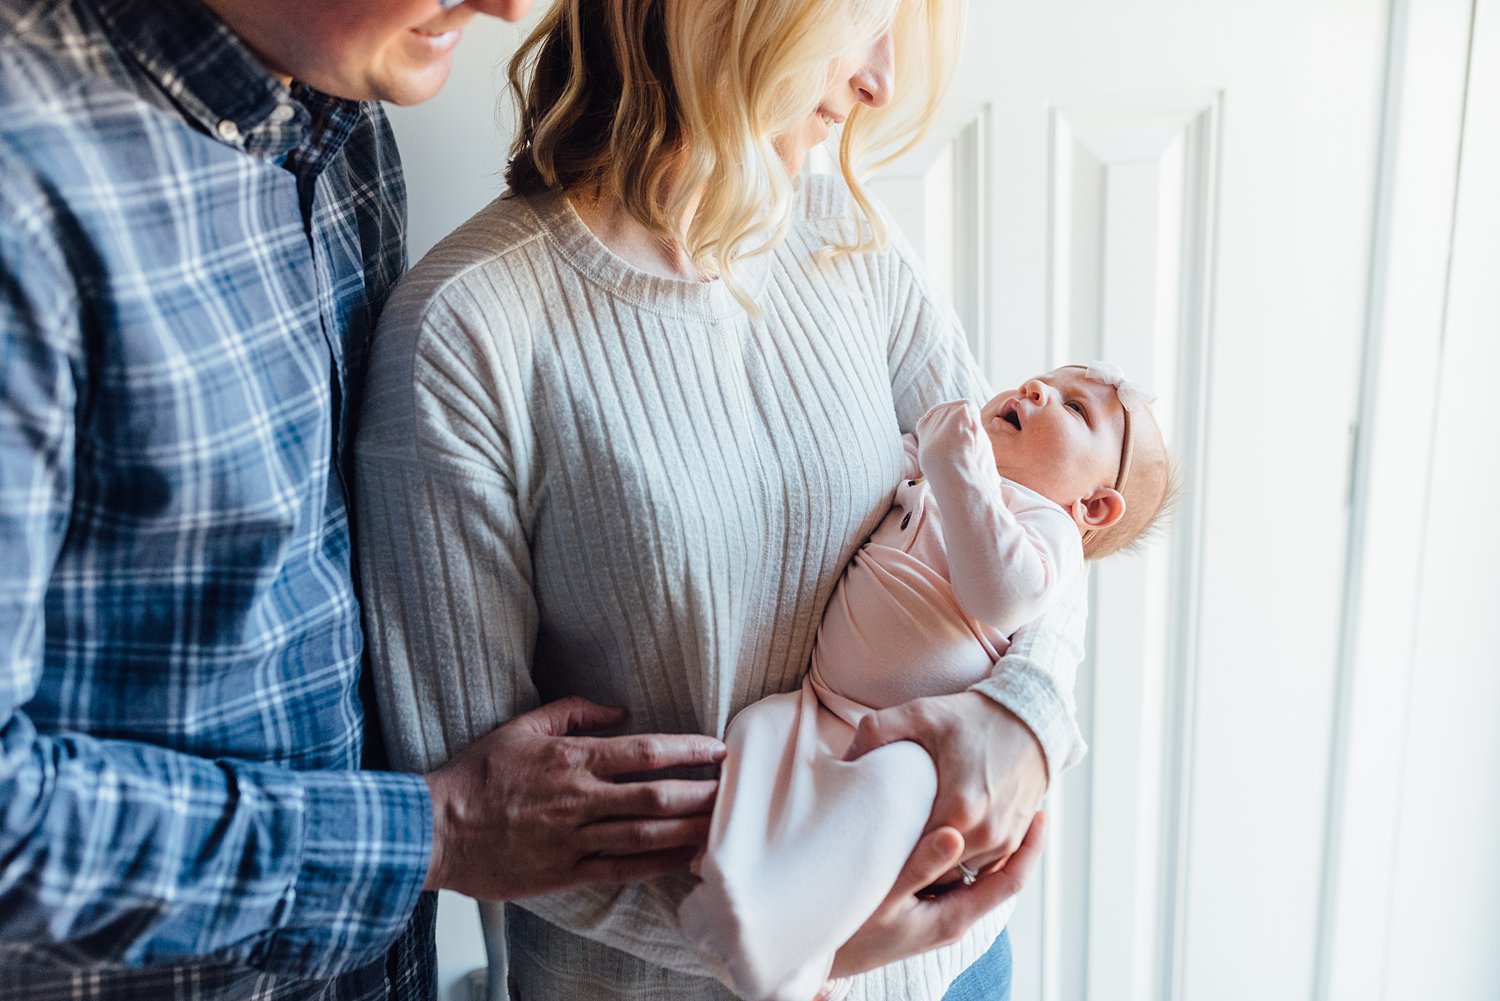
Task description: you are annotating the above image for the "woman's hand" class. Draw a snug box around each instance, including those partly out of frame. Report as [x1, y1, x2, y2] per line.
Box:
[422, 696, 726, 900]
[829, 812, 1047, 979]
[844, 691, 1047, 876]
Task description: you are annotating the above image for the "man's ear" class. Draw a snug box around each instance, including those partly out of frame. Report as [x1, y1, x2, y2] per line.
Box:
[1070, 487, 1126, 533]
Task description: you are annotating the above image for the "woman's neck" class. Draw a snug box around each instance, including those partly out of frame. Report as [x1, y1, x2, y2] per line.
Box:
[567, 186, 707, 283]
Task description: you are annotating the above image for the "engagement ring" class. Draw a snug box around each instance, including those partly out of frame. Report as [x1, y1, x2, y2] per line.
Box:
[956, 862, 980, 886]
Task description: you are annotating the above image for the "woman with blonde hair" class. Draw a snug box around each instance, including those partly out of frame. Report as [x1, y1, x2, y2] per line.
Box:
[354, 0, 1084, 998]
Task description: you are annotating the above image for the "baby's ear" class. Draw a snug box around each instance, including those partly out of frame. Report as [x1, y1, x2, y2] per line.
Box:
[1070, 487, 1126, 533]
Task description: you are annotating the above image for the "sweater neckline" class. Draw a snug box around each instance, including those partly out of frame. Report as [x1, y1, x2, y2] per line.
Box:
[524, 187, 774, 321]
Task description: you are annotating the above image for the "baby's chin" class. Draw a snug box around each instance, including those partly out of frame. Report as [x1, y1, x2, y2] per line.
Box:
[996, 466, 1075, 514]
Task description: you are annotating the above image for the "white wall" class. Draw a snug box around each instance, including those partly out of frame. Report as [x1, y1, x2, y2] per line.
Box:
[386, 15, 537, 263]
[1381, 0, 1500, 993]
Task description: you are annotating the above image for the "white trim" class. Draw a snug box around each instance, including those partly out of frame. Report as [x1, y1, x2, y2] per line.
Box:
[864, 104, 993, 369]
[1314, 2, 1474, 1000]
[1157, 91, 1224, 1001]
[1042, 91, 1223, 1001]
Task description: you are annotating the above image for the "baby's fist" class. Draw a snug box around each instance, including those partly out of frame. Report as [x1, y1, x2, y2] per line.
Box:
[916, 400, 988, 470]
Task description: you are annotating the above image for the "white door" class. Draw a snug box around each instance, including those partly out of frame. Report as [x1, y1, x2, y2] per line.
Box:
[866, 2, 1487, 1001]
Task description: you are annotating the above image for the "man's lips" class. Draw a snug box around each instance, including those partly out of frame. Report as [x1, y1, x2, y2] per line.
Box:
[412, 10, 470, 37]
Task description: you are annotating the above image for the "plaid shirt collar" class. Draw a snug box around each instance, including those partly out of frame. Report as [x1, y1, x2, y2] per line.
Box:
[90, 0, 361, 166]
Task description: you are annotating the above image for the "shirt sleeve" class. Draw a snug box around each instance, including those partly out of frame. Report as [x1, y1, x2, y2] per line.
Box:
[0, 168, 432, 978]
[915, 401, 1084, 635]
[880, 230, 1089, 781]
[352, 288, 721, 978]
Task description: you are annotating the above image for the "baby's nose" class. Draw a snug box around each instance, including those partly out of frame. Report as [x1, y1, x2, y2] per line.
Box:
[1020, 380, 1051, 405]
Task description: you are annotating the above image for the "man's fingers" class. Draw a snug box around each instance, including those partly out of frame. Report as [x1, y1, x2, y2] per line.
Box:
[572, 846, 701, 886]
[517, 696, 627, 737]
[580, 815, 713, 855]
[590, 778, 719, 819]
[887, 826, 965, 900]
[587, 732, 727, 777]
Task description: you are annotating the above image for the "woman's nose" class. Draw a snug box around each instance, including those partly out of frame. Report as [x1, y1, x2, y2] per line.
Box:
[851, 33, 895, 109]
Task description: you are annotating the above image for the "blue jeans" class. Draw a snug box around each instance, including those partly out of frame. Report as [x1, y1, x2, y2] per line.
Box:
[940, 928, 1012, 1001]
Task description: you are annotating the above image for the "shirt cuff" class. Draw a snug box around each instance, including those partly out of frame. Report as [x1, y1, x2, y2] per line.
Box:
[970, 661, 1088, 787]
[257, 768, 433, 977]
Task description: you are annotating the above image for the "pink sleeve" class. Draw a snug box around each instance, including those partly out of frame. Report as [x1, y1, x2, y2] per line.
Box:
[915, 402, 1083, 635]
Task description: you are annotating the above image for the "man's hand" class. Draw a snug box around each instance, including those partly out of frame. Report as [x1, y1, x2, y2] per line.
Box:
[844, 691, 1046, 876]
[830, 813, 1046, 979]
[422, 696, 725, 899]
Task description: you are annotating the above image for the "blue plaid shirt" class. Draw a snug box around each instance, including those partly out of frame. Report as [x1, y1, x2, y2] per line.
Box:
[0, 0, 434, 996]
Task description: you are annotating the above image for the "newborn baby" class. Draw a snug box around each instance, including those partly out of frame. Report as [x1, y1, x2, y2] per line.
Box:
[679, 363, 1174, 1001]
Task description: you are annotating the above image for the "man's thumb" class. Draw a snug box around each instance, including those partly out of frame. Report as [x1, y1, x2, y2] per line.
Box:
[522, 696, 626, 736]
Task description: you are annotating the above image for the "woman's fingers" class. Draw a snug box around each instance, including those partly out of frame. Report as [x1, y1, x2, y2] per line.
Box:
[843, 702, 924, 762]
[888, 826, 965, 899]
[829, 826, 969, 980]
[977, 810, 1045, 901]
[585, 732, 727, 778]
[916, 813, 1046, 952]
[591, 778, 720, 819]
[578, 815, 714, 856]
[830, 814, 1048, 980]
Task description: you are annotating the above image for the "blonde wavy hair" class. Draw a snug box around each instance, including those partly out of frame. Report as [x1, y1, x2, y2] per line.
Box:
[505, 0, 964, 308]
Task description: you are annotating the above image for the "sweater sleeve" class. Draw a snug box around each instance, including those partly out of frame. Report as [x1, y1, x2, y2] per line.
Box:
[879, 230, 1089, 780]
[352, 286, 720, 978]
[881, 232, 989, 434]
[915, 401, 1084, 635]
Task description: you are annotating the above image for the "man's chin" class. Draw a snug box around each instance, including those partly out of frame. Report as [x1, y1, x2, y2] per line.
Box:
[375, 64, 454, 106]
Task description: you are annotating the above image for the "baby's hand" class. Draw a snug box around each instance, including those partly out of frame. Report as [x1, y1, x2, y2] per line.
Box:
[916, 400, 990, 475]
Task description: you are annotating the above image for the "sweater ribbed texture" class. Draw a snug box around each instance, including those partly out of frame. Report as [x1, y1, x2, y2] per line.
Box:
[353, 177, 1086, 1001]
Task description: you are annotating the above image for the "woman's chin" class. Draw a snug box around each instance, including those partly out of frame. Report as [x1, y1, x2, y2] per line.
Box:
[771, 138, 808, 177]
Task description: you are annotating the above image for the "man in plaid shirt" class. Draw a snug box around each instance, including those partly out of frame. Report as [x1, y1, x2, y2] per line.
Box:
[0, 1, 727, 998]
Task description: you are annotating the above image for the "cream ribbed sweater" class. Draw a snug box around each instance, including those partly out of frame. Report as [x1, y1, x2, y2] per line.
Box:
[352, 177, 1087, 1001]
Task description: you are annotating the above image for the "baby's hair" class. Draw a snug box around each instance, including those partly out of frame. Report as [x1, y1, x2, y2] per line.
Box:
[1082, 407, 1181, 560]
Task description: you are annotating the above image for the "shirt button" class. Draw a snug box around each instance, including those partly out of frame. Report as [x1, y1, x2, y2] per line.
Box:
[900, 511, 912, 531]
[216, 118, 241, 142]
[269, 104, 295, 124]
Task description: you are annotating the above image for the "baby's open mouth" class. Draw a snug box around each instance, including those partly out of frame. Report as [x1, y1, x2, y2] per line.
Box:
[1000, 401, 1022, 430]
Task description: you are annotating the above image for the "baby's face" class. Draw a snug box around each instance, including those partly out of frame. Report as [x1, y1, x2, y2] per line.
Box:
[979, 368, 1128, 512]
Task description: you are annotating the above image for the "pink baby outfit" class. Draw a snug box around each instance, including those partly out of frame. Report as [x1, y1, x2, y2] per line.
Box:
[679, 402, 1085, 1001]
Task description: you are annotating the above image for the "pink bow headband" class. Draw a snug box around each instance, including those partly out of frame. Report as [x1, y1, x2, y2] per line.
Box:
[1082, 361, 1157, 413]
[1066, 362, 1156, 546]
